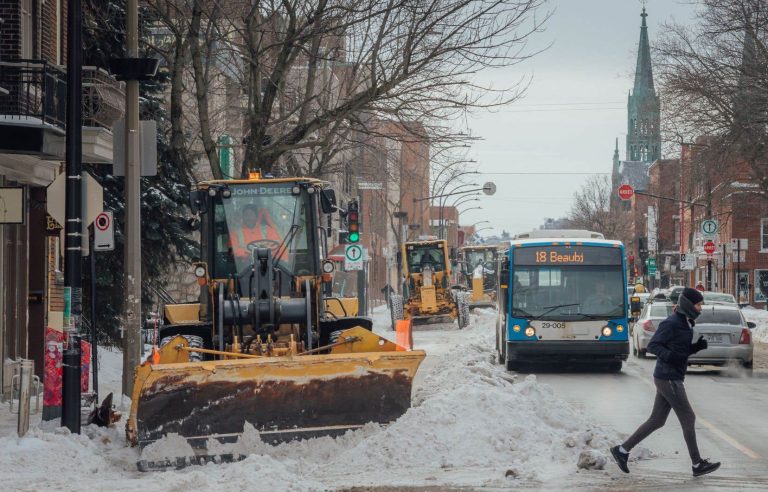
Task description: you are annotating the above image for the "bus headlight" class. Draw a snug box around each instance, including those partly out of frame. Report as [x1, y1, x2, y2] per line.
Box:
[524, 327, 535, 337]
[513, 324, 521, 332]
[602, 326, 613, 337]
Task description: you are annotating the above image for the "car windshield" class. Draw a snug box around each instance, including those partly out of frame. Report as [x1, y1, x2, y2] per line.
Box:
[213, 183, 313, 278]
[697, 308, 743, 325]
[512, 246, 625, 320]
[704, 293, 737, 304]
[650, 304, 673, 318]
[407, 244, 446, 273]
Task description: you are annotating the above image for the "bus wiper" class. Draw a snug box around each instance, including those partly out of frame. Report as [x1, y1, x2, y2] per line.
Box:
[512, 307, 534, 318]
[569, 312, 602, 320]
[533, 303, 580, 320]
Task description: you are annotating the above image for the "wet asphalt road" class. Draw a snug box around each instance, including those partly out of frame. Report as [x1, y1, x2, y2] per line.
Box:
[527, 340, 768, 490]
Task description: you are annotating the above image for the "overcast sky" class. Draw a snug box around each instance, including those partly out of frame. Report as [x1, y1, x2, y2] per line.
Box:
[460, 0, 697, 237]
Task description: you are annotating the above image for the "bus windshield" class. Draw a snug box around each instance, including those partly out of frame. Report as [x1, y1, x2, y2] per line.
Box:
[212, 183, 314, 278]
[512, 245, 625, 320]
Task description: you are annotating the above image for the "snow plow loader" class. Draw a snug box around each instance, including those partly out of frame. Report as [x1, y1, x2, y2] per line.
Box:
[457, 244, 501, 310]
[389, 239, 469, 330]
[126, 175, 425, 464]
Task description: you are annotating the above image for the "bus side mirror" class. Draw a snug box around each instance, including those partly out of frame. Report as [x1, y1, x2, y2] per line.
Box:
[320, 189, 337, 214]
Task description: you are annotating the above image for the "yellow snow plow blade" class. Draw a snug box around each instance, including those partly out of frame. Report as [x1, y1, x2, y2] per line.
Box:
[126, 328, 425, 449]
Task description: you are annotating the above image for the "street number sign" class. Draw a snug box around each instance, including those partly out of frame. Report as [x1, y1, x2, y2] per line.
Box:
[618, 184, 634, 201]
[701, 219, 718, 237]
[703, 240, 716, 255]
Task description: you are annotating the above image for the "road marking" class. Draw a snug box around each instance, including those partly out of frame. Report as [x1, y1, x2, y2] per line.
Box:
[633, 371, 762, 460]
[697, 416, 762, 460]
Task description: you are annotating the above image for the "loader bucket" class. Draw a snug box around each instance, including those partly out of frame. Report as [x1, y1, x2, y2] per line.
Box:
[126, 339, 425, 449]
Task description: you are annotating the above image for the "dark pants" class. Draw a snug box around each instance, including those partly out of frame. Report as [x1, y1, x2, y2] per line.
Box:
[622, 378, 702, 464]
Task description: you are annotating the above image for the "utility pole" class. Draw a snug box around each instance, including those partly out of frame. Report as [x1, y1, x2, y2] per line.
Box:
[61, 0, 83, 433]
[122, 0, 142, 397]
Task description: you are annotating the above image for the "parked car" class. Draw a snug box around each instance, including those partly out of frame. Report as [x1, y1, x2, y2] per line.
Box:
[688, 304, 755, 374]
[702, 291, 738, 306]
[668, 286, 685, 303]
[633, 300, 674, 358]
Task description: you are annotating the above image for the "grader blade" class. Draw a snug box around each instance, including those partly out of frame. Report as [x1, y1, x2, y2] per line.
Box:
[127, 349, 425, 449]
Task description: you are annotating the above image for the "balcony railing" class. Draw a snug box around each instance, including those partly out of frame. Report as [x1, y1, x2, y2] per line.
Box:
[0, 59, 66, 128]
[0, 60, 124, 131]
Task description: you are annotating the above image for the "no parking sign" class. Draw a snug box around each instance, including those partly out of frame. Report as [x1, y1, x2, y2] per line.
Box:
[94, 211, 114, 251]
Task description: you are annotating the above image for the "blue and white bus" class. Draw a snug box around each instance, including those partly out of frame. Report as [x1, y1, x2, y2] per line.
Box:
[496, 230, 629, 371]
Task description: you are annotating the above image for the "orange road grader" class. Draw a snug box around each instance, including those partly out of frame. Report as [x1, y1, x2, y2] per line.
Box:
[126, 174, 424, 465]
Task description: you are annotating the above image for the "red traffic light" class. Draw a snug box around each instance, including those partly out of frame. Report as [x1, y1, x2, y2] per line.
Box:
[629, 255, 634, 262]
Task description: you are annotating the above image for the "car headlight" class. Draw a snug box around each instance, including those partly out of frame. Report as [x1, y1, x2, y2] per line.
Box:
[524, 327, 535, 337]
[602, 326, 612, 337]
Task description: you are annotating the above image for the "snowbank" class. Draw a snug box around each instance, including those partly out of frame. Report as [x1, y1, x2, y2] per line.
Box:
[1, 310, 619, 490]
[743, 307, 768, 343]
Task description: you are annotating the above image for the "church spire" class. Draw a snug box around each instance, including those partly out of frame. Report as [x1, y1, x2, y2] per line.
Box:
[633, 7, 655, 96]
[626, 6, 661, 163]
[732, 20, 761, 133]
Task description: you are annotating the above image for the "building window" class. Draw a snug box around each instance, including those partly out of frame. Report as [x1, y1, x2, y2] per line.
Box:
[762, 218, 768, 251]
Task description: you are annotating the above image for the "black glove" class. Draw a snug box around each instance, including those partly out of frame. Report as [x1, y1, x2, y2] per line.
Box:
[692, 335, 708, 353]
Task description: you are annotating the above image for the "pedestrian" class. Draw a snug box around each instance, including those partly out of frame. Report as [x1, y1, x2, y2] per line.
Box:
[610, 287, 720, 477]
[695, 281, 705, 292]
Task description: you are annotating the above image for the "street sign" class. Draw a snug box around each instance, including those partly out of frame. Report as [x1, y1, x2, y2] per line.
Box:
[482, 182, 497, 196]
[94, 211, 115, 251]
[730, 238, 748, 251]
[618, 184, 634, 201]
[46, 172, 104, 228]
[701, 219, 718, 238]
[357, 182, 383, 190]
[703, 240, 716, 255]
[647, 257, 657, 275]
[344, 244, 364, 271]
[680, 253, 695, 270]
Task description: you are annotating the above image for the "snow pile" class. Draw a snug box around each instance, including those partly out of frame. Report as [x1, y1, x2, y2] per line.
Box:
[1, 310, 618, 490]
[742, 307, 768, 343]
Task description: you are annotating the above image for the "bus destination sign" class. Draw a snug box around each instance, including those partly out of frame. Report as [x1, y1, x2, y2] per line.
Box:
[514, 245, 621, 266]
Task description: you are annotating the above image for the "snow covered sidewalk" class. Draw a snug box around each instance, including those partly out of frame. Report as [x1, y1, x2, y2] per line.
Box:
[1, 309, 620, 491]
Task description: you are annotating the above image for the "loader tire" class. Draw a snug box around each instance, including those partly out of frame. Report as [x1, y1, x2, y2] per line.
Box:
[389, 294, 404, 331]
[456, 292, 470, 329]
[160, 335, 204, 362]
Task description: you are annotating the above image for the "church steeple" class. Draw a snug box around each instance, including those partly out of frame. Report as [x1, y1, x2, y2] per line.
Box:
[626, 7, 661, 163]
[633, 8, 655, 96]
[732, 21, 762, 135]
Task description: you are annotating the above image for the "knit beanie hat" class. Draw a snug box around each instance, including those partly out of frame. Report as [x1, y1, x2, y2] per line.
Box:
[681, 287, 704, 305]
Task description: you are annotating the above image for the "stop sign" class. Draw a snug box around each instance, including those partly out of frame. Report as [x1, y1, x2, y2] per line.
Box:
[704, 241, 716, 255]
[618, 184, 634, 201]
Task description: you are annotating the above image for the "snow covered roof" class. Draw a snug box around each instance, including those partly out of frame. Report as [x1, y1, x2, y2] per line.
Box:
[617, 160, 650, 191]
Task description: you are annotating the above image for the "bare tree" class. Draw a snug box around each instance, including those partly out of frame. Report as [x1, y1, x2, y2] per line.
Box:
[569, 175, 630, 240]
[146, 0, 549, 180]
[655, 0, 768, 192]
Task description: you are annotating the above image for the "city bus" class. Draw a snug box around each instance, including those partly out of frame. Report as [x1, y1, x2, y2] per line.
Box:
[496, 230, 630, 371]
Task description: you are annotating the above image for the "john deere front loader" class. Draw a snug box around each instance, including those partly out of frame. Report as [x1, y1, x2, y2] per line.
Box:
[457, 244, 501, 310]
[126, 174, 424, 467]
[389, 239, 469, 330]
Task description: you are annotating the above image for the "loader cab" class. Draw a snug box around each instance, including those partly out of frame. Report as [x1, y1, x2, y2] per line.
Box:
[197, 178, 327, 298]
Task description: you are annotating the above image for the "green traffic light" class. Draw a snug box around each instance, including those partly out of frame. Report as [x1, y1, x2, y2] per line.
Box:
[349, 231, 360, 242]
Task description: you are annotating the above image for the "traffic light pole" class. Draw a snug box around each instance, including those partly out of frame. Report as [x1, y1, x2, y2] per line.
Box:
[61, 0, 83, 434]
[355, 194, 367, 315]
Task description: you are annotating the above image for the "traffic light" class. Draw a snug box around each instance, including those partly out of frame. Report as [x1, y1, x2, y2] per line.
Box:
[347, 199, 360, 243]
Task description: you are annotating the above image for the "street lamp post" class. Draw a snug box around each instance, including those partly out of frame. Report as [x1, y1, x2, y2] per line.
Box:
[439, 183, 478, 240]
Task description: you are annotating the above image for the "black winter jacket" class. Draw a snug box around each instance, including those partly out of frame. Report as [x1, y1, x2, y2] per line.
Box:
[647, 311, 703, 380]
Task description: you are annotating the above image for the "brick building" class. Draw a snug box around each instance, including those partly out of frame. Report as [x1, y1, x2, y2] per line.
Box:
[0, 1, 122, 397]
